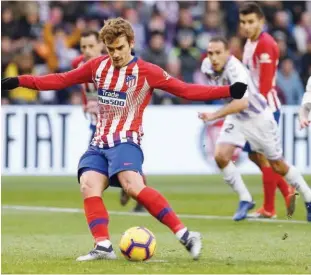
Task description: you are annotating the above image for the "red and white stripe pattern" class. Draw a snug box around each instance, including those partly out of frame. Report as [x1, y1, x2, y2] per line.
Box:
[91, 57, 152, 148]
[243, 39, 281, 113]
[76, 58, 97, 99]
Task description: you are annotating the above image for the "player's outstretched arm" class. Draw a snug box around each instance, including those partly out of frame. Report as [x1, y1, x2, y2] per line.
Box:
[198, 98, 248, 122]
[147, 63, 247, 100]
[1, 60, 94, 92]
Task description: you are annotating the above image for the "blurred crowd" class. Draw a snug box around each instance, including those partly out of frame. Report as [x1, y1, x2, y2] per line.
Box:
[1, 1, 311, 105]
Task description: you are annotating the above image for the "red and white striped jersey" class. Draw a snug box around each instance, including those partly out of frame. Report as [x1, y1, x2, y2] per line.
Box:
[72, 55, 97, 106]
[243, 32, 281, 112]
[18, 55, 231, 148]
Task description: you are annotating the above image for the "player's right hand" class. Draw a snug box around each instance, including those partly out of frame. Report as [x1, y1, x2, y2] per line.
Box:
[229, 82, 247, 99]
[299, 118, 310, 129]
[2, 77, 19, 90]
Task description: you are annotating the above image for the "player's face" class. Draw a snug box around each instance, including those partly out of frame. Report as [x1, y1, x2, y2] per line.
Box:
[80, 35, 103, 60]
[207, 41, 229, 72]
[105, 36, 134, 68]
[239, 13, 263, 40]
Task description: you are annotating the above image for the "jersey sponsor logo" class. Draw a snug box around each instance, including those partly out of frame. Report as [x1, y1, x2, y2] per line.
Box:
[125, 75, 137, 87]
[98, 89, 127, 107]
[259, 53, 272, 63]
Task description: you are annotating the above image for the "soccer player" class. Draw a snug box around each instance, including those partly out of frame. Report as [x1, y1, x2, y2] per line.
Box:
[299, 76, 311, 129]
[239, 2, 296, 219]
[2, 18, 247, 261]
[199, 36, 311, 222]
[73, 30, 145, 212]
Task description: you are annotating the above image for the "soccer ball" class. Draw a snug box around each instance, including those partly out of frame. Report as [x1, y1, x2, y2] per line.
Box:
[119, 226, 156, 261]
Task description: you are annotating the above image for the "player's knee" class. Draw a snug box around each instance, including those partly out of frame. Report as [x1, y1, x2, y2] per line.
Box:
[214, 151, 230, 169]
[269, 160, 288, 176]
[118, 171, 144, 199]
[79, 172, 105, 198]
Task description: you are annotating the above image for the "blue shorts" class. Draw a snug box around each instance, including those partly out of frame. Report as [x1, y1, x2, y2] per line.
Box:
[243, 110, 281, 153]
[78, 142, 144, 188]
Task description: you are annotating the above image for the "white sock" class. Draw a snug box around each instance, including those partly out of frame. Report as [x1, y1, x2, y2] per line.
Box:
[175, 227, 188, 241]
[285, 166, 311, 202]
[97, 239, 112, 247]
[222, 161, 252, 202]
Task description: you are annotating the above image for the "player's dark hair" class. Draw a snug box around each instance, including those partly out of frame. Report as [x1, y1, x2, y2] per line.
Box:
[239, 2, 264, 19]
[81, 30, 100, 41]
[209, 36, 229, 49]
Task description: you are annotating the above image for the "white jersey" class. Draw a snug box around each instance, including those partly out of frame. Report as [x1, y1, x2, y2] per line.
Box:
[201, 55, 267, 120]
[302, 76, 311, 106]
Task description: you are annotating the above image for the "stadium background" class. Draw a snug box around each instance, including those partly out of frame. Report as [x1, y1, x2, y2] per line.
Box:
[2, 2, 311, 274]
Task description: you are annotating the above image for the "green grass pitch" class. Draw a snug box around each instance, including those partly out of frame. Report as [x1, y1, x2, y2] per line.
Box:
[2, 175, 311, 274]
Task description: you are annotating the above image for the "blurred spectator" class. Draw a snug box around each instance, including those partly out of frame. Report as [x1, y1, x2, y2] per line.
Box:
[228, 36, 243, 61]
[43, 7, 81, 72]
[4, 52, 38, 104]
[276, 58, 304, 105]
[196, 12, 225, 52]
[301, 39, 311, 86]
[141, 31, 168, 69]
[1, 1, 309, 106]
[1, 6, 19, 39]
[293, 11, 311, 54]
[169, 29, 200, 83]
[270, 10, 297, 52]
[275, 32, 300, 68]
[1, 36, 15, 77]
[123, 8, 145, 56]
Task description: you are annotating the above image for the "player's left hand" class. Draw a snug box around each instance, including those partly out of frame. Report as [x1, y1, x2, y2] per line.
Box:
[198, 112, 216, 122]
[299, 104, 311, 129]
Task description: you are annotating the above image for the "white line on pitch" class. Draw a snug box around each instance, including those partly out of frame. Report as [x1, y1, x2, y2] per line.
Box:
[1, 205, 309, 225]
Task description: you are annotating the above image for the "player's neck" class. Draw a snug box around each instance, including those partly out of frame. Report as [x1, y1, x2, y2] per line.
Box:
[250, 29, 263, 42]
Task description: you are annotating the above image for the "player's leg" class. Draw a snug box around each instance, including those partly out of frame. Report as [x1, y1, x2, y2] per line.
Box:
[119, 173, 146, 212]
[268, 159, 311, 221]
[246, 109, 296, 218]
[132, 174, 147, 212]
[244, 111, 308, 219]
[215, 118, 254, 221]
[76, 147, 117, 261]
[247, 151, 278, 218]
[107, 143, 201, 260]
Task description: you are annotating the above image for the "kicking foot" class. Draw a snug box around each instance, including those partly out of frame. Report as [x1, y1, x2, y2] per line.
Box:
[233, 201, 255, 221]
[180, 231, 202, 260]
[76, 240, 117, 261]
[247, 207, 277, 219]
[120, 189, 130, 206]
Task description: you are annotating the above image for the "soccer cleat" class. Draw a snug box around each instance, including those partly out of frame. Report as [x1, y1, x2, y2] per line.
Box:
[180, 231, 202, 260]
[120, 189, 130, 206]
[132, 203, 145, 213]
[285, 187, 298, 218]
[76, 240, 117, 261]
[306, 202, 311, 222]
[233, 201, 255, 221]
[247, 207, 277, 219]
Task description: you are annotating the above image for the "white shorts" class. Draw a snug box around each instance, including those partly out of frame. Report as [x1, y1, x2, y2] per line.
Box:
[217, 109, 283, 160]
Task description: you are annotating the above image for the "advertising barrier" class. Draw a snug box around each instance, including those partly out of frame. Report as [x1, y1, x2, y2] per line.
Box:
[2, 105, 310, 175]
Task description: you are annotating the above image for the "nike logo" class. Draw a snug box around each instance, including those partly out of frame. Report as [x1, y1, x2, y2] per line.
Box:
[124, 163, 133, 166]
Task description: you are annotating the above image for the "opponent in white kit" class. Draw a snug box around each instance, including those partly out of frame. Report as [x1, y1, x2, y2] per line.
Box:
[199, 37, 311, 222]
[299, 76, 311, 129]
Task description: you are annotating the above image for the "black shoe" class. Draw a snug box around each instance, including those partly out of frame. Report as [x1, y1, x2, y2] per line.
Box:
[120, 189, 130, 206]
[132, 203, 145, 212]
